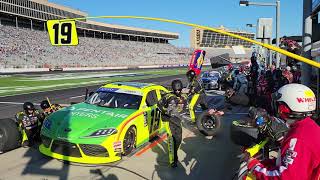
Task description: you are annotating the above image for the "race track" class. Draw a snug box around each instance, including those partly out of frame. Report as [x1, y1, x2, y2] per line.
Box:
[0, 74, 246, 180]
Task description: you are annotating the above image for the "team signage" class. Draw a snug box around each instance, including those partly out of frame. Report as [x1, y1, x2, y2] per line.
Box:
[47, 20, 78, 46]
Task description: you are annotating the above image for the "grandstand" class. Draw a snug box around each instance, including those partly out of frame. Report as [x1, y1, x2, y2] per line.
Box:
[0, 0, 178, 42]
[190, 26, 255, 62]
[0, 0, 193, 69]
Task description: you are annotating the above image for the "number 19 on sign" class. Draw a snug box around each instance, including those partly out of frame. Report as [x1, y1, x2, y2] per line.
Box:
[47, 20, 78, 46]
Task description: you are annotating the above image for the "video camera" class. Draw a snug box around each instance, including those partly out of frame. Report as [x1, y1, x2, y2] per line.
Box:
[250, 107, 289, 143]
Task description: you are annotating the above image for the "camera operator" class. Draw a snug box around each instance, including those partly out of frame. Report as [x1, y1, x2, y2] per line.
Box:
[246, 84, 320, 180]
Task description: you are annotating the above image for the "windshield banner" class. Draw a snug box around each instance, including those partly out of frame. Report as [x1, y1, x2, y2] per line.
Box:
[97, 87, 142, 96]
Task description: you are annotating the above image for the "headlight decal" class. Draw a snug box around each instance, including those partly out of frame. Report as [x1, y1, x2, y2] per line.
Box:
[85, 128, 118, 138]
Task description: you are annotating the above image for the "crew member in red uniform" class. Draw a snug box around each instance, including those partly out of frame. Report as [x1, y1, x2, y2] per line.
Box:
[247, 84, 320, 180]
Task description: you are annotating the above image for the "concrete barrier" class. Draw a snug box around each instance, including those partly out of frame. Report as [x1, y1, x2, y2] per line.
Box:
[0, 64, 211, 73]
[0, 68, 49, 73]
[63, 67, 129, 71]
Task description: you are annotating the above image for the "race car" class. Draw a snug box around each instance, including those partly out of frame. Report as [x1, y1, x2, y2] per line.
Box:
[39, 82, 169, 164]
[200, 71, 221, 90]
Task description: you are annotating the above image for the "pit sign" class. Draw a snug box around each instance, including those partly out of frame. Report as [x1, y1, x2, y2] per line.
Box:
[47, 20, 78, 46]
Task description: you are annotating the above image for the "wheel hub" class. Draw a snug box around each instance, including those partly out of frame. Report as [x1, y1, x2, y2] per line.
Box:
[203, 118, 215, 129]
[124, 130, 135, 152]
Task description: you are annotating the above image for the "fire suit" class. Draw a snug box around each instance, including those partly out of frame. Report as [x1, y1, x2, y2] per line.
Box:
[188, 79, 212, 121]
[42, 104, 62, 117]
[15, 110, 44, 146]
[157, 92, 187, 166]
[248, 117, 320, 179]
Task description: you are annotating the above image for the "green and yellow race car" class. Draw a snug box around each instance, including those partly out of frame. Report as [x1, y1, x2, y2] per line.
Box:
[39, 82, 169, 164]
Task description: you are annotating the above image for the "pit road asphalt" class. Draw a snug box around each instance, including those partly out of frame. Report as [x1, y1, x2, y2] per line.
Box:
[0, 75, 246, 180]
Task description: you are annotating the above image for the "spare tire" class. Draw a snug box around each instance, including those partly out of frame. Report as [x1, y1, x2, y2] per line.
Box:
[196, 111, 221, 136]
[230, 119, 260, 147]
[0, 119, 21, 153]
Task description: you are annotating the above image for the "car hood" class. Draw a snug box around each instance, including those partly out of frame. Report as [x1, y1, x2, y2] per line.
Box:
[42, 103, 136, 141]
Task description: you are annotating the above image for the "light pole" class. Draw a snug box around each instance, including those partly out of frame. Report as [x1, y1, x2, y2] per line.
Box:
[246, 22, 272, 68]
[240, 0, 281, 68]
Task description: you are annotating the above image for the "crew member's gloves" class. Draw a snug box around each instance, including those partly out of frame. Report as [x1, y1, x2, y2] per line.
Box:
[208, 109, 224, 116]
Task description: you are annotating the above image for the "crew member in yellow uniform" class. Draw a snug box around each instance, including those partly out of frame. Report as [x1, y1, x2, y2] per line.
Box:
[158, 80, 187, 168]
[40, 100, 62, 117]
[186, 70, 216, 121]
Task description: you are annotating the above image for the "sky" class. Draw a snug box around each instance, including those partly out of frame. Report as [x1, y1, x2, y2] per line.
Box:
[50, 0, 303, 47]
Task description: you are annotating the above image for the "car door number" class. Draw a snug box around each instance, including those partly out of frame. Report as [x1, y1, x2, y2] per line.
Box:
[149, 108, 161, 134]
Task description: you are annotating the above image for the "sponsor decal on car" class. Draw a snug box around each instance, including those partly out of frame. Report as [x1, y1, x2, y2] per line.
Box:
[67, 106, 130, 119]
[98, 87, 142, 96]
[97, 88, 119, 92]
[143, 112, 148, 127]
[113, 82, 151, 89]
[113, 141, 122, 152]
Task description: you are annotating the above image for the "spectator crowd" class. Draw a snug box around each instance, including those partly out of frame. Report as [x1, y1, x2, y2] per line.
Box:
[0, 25, 193, 68]
[222, 53, 302, 115]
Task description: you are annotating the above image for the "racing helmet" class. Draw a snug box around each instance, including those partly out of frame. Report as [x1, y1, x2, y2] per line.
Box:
[285, 66, 291, 71]
[272, 84, 316, 120]
[40, 100, 50, 110]
[23, 102, 35, 113]
[186, 70, 196, 81]
[171, 79, 183, 91]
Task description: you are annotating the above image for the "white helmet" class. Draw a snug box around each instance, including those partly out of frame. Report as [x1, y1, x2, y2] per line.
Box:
[286, 66, 291, 71]
[273, 83, 316, 119]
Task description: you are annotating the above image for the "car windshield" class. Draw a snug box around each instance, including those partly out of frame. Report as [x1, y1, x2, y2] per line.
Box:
[85, 91, 142, 110]
[209, 72, 219, 77]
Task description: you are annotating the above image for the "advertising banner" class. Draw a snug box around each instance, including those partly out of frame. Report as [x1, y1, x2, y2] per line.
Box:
[189, 49, 206, 76]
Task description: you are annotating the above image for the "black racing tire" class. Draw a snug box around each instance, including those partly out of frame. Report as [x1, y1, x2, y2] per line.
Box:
[0, 119, 21, 153]
[196, 111, 221, 136]
[123, 126, 136, 156]
[230, 119, 260, 147]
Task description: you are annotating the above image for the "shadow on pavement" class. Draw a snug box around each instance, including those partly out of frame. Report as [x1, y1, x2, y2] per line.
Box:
[151, 107, 245, 180]
[90, 169, 119, 180]
[89, 165, 149, 180]
[21, 108, 74, 180]
[20, 144, 70, 180]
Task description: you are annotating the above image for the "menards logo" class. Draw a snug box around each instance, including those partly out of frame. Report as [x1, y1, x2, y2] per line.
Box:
[296, 97, 316, 103]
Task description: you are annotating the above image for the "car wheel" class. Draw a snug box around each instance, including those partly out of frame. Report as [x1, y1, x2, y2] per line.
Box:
[0, 119, 21, 153]
[196, 111, 221, 136]
[230, 119, 260, 147]
[123, 126, 136, 156]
